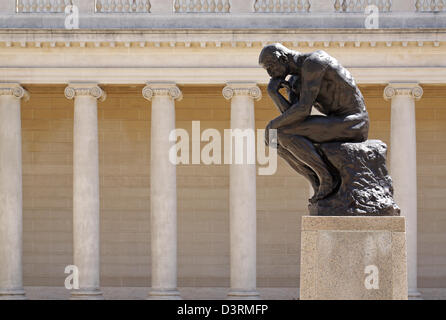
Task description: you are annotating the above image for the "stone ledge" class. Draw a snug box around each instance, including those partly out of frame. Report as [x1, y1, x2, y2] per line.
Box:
[19, 286, 446, 300]
[302, 216, 406, 232]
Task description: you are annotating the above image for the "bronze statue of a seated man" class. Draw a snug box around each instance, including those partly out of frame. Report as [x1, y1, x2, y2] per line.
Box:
[259, 43, 370, 202]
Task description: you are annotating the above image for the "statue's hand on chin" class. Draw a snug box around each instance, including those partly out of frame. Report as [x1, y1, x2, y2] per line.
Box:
[267, 78, 289, 93]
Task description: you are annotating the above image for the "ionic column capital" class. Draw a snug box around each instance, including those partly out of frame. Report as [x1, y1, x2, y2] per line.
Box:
[0, 83, 30, 102]
[64, 83, 106, 102]
[223, 82, 262, 101]
[384, 82, 423, 101]
[142, 82, 183, 102]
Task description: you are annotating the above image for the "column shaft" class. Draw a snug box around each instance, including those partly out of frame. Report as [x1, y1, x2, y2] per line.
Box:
[143, 83, 182, 300]
[385, 83, 423, 299]
[0, 85, 28, 300]
[223, 83, 261, 299]
[65, 84, 105, 300]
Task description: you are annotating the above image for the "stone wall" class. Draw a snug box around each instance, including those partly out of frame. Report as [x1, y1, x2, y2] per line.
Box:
[416, 86, 446, 288]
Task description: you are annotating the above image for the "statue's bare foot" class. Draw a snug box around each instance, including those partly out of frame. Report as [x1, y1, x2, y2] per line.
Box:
[309, 183, 320, 204]
[313, 175, 336, 201]
[309, 193, 318, 204]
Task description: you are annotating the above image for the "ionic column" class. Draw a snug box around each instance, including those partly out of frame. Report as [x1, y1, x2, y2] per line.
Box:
[0, 84, 29, 300]
[143, 83, 182, 300]
[65, 83, 106, 300]
[384, 82, 423, 299]
[223, 82, 261, 299]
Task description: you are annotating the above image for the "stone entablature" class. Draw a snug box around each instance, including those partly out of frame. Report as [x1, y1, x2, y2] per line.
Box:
[0, 29, 444, 49]
[0, 29, 445, 85]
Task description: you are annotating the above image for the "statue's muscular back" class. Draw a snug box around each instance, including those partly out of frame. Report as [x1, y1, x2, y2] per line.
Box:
[299, 50, 368, 119]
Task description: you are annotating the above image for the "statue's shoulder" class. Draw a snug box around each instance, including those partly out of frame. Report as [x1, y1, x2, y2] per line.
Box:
[310, 49, 329, 56]
[307, 50, 330, 60]
[302, 50, 331, 73]
[305, 50, 343, 72]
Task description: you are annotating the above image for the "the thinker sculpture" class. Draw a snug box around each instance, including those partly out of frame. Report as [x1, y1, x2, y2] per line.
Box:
[259, 43, 400, 216]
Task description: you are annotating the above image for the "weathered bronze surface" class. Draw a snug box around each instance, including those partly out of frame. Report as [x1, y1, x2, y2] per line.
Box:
[260, 43, 399, 216]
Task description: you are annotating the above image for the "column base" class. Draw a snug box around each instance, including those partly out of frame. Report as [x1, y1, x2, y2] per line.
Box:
[70, 289, 104, 300]
[147, 289, 182, 300]
[409, 289, 423, 300]
[0, 289, 27, 300]
[227, 290, 260, 300]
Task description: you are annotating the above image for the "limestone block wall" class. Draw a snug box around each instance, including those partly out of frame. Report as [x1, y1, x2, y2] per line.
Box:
[20, 84, 446, 288]
[255, 88, 310, 288]
[175, 86, 231, 287]
[415, 86, 446, 288]
[22, 86, 74, 286]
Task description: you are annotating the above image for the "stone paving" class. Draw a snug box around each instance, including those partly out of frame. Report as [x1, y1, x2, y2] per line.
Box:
[23, 287, 445, 300]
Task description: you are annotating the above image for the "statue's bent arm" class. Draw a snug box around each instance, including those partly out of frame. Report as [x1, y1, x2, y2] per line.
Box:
[272, 59, 326, 128]
[267, 79, 292, 114]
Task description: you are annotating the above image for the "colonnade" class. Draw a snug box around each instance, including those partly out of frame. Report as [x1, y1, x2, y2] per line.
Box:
[0, 81, 422, 299]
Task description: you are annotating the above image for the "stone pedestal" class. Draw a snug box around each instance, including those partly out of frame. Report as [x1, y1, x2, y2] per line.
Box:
[300, 216, 408, 300]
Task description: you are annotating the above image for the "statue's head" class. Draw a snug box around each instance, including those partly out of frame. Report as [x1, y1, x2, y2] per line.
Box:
[259, 43, 296, 79]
